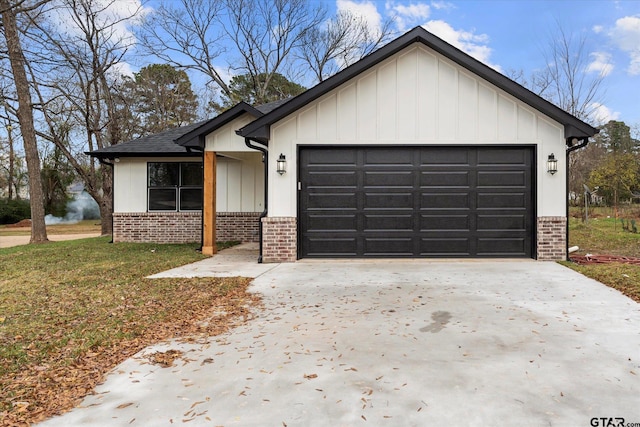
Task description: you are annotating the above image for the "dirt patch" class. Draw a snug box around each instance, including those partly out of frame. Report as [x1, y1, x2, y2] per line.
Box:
[0, 234, 101, 249]
[6, 219, 32, 228]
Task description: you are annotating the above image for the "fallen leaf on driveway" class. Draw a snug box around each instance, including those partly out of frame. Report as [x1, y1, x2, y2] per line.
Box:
[117, 402, 134, 409]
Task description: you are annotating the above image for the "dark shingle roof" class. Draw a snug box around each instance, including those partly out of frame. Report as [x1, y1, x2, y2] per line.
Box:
[88, 120, 208, 159]
[255, 98, 292, 114]
[173, 98, 294, 149]
[87, 98, 297, 158]
[239, 26, 598, 143]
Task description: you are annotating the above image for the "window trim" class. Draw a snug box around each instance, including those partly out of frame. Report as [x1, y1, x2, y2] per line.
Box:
[147, 161, 203, 212]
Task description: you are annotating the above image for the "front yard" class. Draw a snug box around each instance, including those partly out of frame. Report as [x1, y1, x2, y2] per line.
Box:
[0, 237, 257, 425]
[565, 212, 640, 302]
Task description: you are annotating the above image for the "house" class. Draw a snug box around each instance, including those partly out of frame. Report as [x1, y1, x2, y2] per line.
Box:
[90, 27, 597, 263]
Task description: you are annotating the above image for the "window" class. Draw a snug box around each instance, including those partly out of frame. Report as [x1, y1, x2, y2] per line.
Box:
[148, 162, 203, 211]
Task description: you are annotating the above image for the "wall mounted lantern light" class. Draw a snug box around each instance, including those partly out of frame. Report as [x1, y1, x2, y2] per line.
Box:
[276, 153, 287, 175]
[546, 153, 558, 175]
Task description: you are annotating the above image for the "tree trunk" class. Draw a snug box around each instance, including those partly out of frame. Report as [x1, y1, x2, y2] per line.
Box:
[1, 0, 48, 243]
[7, 124, 14, 200]
[99, 164, 113, 236]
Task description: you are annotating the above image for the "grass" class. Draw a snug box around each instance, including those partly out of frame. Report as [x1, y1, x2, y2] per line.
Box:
[0, 220, 102, 236]
[0, 237, 257, 425]
[565, 208, 640, 303]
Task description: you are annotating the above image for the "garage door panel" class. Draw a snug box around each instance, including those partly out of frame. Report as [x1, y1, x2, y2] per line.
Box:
[420, 149, 470, 165]
[364, 171, 414, 187]
[300, 146, 533, 258]
[365, 192, 414, 209]
[421, 193, 470, 209]
[307, 214, 357, 232]
[477, 215, 525, 230]
[304, 237, 358, 256]
[304, 149, 357, 165]
[477, 192, 526, 209]
[477, 149, 527, 165]
[477, 171, 526, 187]
[420, 238, 471, 256]
[307, 171, 357, 187]
[420, 214, 470, 231]
[307, 193, 358, 209]
[364, 149, 414, 165]
[421, 171, 469, 187]
[477, 238, 527, 256]
[365, 214, 413, 231]
[364, 238, 413, 255]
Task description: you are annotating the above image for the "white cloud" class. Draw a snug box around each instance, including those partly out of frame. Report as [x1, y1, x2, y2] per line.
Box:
[336, 0, 383, 37]
[608, 15, 640, 75]
[51, 0, 150, 44]
[593, 25, 604, 34]
[108, 61, 135, 78]
[386, 2, 431, 32]
[589, 102, 621, 125]
[431, 1, 454, 10]
[422, 20, 501, 71]
[586, 51, 614, 76]
[47, 0, 151, 78]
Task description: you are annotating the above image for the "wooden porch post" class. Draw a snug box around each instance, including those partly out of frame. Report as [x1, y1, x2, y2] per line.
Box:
[202, 151, 217, 255]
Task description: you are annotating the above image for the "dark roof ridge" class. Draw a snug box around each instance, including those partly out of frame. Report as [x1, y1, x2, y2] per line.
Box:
[174, 102, 263, 149]
[238, 26, 598, 142]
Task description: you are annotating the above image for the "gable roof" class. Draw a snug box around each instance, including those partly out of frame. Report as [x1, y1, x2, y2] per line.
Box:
[238, 26, 598, 143]
[174, 102, 263, 149]
[88, 120, 209, 159]
[174, 99, 293, 149]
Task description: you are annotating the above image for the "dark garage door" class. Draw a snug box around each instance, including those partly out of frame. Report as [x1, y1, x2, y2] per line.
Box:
[299, 146, 534, 258]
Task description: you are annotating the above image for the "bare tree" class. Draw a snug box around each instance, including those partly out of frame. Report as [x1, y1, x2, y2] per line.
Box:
[514, 23, 607, 122]
[137, 0, 231, 99]
[0, 0, 48, 242]
[508, 23, 609, 204]
[24, 0, 142, 235]
[224, 0, 324, 104]
[140, 0, 325, 106]
[297, 10, 394, 83]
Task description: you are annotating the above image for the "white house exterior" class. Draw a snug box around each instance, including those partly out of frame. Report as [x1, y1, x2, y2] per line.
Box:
[91, 104, 272, 247]
[237, 27, 596, 262]
[91, 27, 597, 262]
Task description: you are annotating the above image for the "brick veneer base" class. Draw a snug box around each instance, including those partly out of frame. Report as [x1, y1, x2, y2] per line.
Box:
[262, 217, 297, 263]
[216, 212, 261, 242]
[537, 216, 567, 261]
[113, 212, 260, 244]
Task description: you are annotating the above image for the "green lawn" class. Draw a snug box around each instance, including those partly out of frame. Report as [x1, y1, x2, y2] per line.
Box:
[0, 237, 256, 425]
[565, 211, 640, 303]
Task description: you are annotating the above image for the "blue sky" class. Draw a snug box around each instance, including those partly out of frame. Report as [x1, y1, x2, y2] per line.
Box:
[37, 0, 640, 129]
[328, 0, 640, 127]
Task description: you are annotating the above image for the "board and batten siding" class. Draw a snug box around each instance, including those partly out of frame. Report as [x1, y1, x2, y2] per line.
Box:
[113, 154, 263, 213]
[269, 44, 566, 218]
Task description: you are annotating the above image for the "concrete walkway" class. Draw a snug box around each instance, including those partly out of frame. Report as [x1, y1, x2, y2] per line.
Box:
[40, 251, 640, 426]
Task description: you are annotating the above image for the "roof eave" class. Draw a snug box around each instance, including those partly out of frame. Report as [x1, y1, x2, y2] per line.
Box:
[86, 151, 203, 159]
[175, 102, 263, 148]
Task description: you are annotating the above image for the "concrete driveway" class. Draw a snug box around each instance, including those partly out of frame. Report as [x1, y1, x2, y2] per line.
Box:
[40, 258, 640, 426]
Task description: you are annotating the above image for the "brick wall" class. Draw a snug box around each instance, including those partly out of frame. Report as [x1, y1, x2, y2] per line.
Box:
[262, 217, 297, 263]
[216, 212, 261, 242]
[113, 212, 260, 244]
[113, 212, 201, 244]
[537, 216, 567, 261]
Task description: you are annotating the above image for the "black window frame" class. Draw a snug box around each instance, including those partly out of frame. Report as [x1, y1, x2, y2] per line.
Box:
[147, 162, 203, 212]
